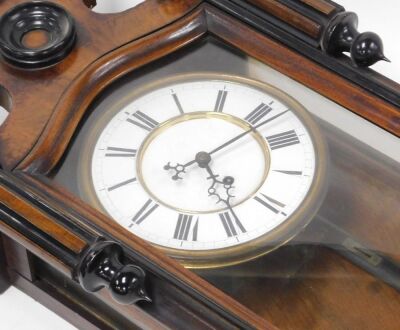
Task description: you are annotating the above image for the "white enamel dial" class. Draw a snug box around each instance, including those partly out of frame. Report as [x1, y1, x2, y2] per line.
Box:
[88, 74, 322, 258]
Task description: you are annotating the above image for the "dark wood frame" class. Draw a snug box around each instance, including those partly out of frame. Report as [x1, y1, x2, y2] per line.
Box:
[0, 0, 399, 329]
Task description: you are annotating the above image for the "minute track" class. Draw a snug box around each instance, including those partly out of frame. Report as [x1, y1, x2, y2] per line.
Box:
[89, 74, 321, 258]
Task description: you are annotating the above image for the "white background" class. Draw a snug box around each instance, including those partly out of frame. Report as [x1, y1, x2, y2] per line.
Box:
[1, 1, 399, 329]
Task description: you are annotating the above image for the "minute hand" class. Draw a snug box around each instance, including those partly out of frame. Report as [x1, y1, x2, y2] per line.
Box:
[184, 109, 290, 167]
[209, 109, 290, 155]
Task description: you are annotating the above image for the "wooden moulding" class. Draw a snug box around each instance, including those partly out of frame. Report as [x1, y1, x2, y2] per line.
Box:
[16, 4, 400, 175]
[1, 5, 271, 328]
[0, 185, 85, 254]
[299, 0, 338, 15]
[245, 0, 323, 38]
[0, 0, 202, 170]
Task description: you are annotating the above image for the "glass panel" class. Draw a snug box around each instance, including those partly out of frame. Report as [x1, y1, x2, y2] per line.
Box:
[86, 0, 144, 14]
[52, 38, 400, 328]
[0, 85, 11, 127]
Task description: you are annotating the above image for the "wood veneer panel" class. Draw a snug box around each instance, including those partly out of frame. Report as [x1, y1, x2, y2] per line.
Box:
[0, 185, 86, 254]
[299, 0, 337, 15]
[19, 173, 273, 329]
[205, 6, 400, 136]
[224, 247, 400, 330]
[18, 6, 208, 174]
[246, 0, 322, 38]
[0, 0, 201, 170]
[319, 124, 400, 263]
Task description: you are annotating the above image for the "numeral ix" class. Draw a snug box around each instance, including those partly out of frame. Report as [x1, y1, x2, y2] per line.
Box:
[105, 147, 137, 158]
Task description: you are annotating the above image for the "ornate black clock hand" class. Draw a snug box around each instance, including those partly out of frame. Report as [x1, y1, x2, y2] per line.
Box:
[164, 109, 289, 180]
[192, 151, 235, 206]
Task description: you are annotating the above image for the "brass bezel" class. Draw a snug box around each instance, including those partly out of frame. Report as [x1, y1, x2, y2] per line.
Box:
[136, 111, 271, 214]
[78, 73, 328, 269]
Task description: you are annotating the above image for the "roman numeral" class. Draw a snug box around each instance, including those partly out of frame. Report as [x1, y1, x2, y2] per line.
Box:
[219, 210, 246, 237]
[129, 199, 159, 226]
[171, 92, 184, 114]
[214, 89, 228, 112]
[266, 130, 300, 150]
[254, 193, 286, 215]
[105, 147, 137, 158]
[273, 170, 302, 176]
[127, 111, 159, 131]
[244, 103, 272, 125]
[107, 178, 137, 191]
[174, 214, 199, 241]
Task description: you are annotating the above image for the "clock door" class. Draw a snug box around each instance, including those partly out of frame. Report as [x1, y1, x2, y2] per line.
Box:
[0, 1, 399, 329]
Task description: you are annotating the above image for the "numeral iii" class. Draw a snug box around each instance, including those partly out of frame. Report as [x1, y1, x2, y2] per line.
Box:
[266, 130, 300, 150]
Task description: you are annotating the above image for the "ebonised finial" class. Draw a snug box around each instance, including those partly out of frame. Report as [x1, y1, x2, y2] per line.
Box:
[0, 1, 76, 69]
[322, 12, 389, 67]
[77, 241, 151, 305]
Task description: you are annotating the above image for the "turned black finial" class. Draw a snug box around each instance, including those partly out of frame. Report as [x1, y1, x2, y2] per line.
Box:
[0, 1, 76, 69]
[322, 12, 389, 67]
[77, 241, 151, 305]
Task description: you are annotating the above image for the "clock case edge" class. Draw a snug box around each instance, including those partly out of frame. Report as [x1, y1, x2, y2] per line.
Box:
[0, 0, 399, 329]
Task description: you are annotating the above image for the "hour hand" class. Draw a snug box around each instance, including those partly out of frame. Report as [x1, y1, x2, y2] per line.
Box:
[163, 162, 186, 181]
[164, 151, 212, 180]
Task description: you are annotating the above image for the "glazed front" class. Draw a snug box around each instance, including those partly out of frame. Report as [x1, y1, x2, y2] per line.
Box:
[0, 1, 399, 330]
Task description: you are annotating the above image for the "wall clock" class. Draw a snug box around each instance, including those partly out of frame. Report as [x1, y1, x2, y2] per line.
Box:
[76, 73, 327, 268]
[0, 0, 399, 329]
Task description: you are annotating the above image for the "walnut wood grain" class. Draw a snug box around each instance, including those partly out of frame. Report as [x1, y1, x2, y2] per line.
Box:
[319, 122, 400, 264]
[14, 4, 400, 176]
[204, 6, 400, 136]
[20, 171, 274, 329]
[0, 0, 201, 171]
[19, 6, 208, 174]
[0, 185, 86, 254]
[210, 247, 400, 330]
[299, 0, 337, 15]
[0, 218, 71, 276]
[0, 1, 398, 329]
[246, 0, 322, 38]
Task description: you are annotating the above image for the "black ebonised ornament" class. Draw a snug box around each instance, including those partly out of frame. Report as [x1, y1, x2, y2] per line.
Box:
[0, 1, 76, 69]
[77, 241, 151, 305]
[322, 12, 389, 67]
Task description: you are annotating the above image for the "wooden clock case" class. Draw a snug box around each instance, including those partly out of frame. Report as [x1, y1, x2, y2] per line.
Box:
[0, 0, 399, 329]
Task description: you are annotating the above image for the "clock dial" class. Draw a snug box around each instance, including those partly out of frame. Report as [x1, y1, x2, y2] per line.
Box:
[84, 74, 326, 267]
